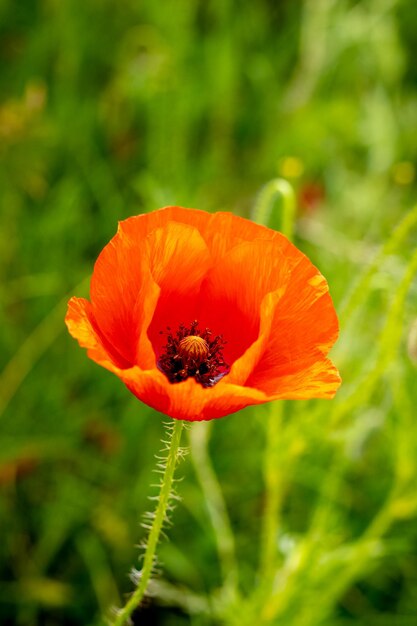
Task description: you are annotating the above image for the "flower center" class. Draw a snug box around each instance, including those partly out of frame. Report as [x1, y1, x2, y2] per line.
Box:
[157, 320, 229, 387]
[178, 335, 209, 364]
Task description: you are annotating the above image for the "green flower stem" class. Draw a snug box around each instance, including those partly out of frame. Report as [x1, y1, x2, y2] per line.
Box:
[252, 179, 296, 580]
[112, 419, 184, 626]
[259, 402, 284, 578]
[189, 421, 239, 596]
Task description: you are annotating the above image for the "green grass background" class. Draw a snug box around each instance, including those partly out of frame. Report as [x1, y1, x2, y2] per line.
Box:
[1, 0, 417, 624]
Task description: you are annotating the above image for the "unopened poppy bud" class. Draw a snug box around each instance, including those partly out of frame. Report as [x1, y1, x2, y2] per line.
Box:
[178, 335, 209, 364]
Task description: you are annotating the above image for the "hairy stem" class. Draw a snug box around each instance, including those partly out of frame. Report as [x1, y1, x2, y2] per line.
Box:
[112, 419, 184, 626]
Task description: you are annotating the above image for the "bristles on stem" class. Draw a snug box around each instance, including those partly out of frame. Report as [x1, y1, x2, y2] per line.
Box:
[110, 419, 185, 626]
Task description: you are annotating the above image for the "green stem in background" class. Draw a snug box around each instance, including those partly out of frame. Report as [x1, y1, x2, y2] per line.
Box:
[252, 179, 297, 581]
[112, 420, 184, 626]
[259, 402, 284, 579]
[0, 275, 90, 418]
[339, 203, 417, 328]
[331, 244, 417, 426]
[252, 178, 296, 241]
[189, 422, 239, 598]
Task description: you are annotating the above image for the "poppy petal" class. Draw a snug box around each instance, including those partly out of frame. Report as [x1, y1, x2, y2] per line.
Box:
[246, 259, 340, 397]
[253, 357, 341, 400]
[90, 219, 212, 370]
[121, 207, 286, 259]
[65, 297, 128, 371]
[196, 238, 297, 376]
[90, 226, 158, 368]
[145, 221, 212, 294]
[144, 221, 213, 358]
[194, 210, 286, 258]
[121, 367, 268, 421]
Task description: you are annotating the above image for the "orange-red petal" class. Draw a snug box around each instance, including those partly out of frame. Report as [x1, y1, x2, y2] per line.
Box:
[65, 297, 128, 371]
[121, 367, 268, 421]
[90, 227, 157, 368]
[246, 258, 340, 398]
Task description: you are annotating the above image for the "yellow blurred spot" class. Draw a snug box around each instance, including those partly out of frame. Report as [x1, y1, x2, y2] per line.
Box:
[22, 578, 73, 606]
[279, 156, 304, 179]
[289, 437, 306, 457]
[0, 80, 46, 142]
[23, 173, 48, 199]
[392, 161, 415, 186]
[25, 80, 46, 113]
[93, 506, 130, 548]
[391, 498, 417, 519]
[0, 103, 24, 138]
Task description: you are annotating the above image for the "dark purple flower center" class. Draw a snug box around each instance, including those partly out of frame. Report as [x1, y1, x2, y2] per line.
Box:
[158, 320, 229, 387]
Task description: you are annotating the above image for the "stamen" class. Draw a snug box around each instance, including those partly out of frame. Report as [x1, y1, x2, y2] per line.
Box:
[157, 320, 229, 387]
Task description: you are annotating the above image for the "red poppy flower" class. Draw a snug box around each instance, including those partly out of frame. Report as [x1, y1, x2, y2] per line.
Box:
[66, 207, 340, 421]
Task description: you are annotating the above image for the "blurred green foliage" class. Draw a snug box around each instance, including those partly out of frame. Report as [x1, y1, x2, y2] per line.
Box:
[1, 0, 417, 624]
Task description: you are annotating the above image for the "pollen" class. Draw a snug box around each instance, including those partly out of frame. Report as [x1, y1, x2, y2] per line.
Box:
[157, 320, 229, 387]
[178, 335, 209, 364]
